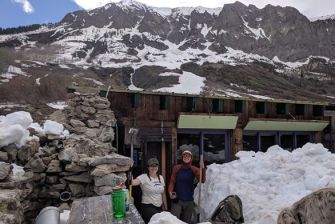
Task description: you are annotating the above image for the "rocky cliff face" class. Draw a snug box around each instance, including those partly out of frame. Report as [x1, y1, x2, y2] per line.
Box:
[3, 1, 334, 61]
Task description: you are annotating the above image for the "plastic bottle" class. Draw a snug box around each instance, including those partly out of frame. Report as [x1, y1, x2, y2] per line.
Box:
[123, 188, 129, 211]
[111, 188, 125, 218]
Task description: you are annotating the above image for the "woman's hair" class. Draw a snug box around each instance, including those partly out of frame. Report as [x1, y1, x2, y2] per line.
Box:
[146, 166, 161, 183]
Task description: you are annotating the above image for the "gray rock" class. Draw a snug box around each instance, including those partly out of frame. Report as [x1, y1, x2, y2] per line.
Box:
[98, 127, 114, 142]
[89, 154, 133, 167]
[0, 151, 9, 161]
[40, 146, 57, 156]
[95, 103, 110, 109]
[94, 173, 127, 187]
[91, 164, 131, 177]
[69, 183, 86, 197]
[278, 188, 335, 224]
[87, 120, 100, 128]
[45, 175, 59, 184]
[72, 126, 88, 134]
[25, 156, 46, 172]
[70, 119, 86, 127]
[46, 160, 62, 173]
[50, 183, 67, 191]
[0, 189, 23, 224]
[3, 144, 18, 161]
[84, 128, 99, 138]
[94, 185, 114, 195]
[0, 213, 17, 224]
[65, 162, 89, 172]
[58, 149, 79, 163]
[81, 106, 96, 115]
[0, 162, 11, 180]
[39, 190, 60, 199]
[63, 172, 92, 183]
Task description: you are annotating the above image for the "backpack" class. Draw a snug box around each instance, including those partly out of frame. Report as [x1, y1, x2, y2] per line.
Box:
[210, 195, 244, 224]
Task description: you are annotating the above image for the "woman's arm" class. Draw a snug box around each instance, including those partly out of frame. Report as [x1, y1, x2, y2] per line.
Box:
[131, 178, 141, 186]
[162, 189, 168, 210]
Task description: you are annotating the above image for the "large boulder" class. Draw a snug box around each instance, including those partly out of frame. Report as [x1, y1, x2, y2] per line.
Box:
[0, 162, 11, 181]
[0, 189, 23, 224]
[277, 188, 335, 224]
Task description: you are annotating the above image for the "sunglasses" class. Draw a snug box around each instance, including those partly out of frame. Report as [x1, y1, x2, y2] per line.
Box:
[149, 164, 159, 167]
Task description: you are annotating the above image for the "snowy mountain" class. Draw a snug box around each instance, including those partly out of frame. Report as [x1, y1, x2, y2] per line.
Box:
[310, 14, 335, 22]
[0, 0, 335, 106]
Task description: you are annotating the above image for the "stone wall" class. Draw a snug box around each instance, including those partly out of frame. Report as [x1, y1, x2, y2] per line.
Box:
[0, 93, 133, 223]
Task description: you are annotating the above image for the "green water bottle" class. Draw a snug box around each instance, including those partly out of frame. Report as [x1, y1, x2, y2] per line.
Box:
[112, 188, 125, 218]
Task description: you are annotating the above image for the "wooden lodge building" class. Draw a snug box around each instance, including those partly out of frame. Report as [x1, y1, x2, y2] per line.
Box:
[102, 89, 334, 180]
[68, 86, 335, 180]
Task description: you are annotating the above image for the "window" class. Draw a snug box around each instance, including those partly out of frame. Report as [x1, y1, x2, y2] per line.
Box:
[177, 132, 227, 165]
[296, 134, 310, 148]
[326, 105, 335, 110]
[313, 105, 323, 116]
[295, 104, 305, 116]
[186, 97, 196, 112]
[256, 102, 265, 114]
[260, 135, 276, 152]
[212, 99, 224, 113]
[235, 100, 243, 113]
[203, 134, 226, 163]
[159, 95, 169, 110]
[131, 93, 141, 108]
[243, 135, 258, 152]
[280, 134, 294, 151]
[276, 103, 286, 115]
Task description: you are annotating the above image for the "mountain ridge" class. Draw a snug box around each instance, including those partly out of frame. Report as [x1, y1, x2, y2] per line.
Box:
[0, 0, 334, 107]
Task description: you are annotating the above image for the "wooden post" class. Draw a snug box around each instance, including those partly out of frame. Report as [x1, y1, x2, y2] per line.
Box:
[198, 131, 204, 222]
[331, 116, 335, 152]
[161, 142, 166, 180]
[161, 121, 166, 180]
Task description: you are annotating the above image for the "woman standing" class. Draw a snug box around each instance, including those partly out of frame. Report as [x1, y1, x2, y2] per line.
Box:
[132, 158, 167, 223]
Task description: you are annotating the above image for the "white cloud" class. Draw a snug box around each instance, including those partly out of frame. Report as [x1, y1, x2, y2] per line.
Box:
[72, 0, 335, 18]
[13, 0, 34, 13]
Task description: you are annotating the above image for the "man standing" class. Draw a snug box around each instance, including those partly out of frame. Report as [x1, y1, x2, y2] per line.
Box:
[168, 150, 206, 223]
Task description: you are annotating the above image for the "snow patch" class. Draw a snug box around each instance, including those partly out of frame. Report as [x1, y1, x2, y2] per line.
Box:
[153, 71, 205, 95]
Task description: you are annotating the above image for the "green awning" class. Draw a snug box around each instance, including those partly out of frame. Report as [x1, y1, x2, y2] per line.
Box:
[178, 115, 238, 129]
[244, 120, 329, 131]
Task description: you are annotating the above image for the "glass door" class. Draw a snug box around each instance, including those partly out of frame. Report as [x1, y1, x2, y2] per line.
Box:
[177, 130, 229, 165]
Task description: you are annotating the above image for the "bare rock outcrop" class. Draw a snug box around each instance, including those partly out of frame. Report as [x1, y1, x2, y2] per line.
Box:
[277, 188, 335, 224]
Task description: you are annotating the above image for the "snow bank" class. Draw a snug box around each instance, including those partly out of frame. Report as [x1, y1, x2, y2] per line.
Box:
[0, 111, 69, 148]
[195, 143, 335, 224]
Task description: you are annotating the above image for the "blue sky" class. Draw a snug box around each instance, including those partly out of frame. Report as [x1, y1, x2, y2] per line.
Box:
[1, 0, 334, 29]
[0, 0, 80, 28]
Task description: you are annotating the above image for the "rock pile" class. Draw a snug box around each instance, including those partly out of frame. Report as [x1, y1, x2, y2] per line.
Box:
[0, 93, 133, 223]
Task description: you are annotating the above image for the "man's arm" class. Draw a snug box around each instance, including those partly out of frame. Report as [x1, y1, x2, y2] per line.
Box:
[191, 163, 206, 183]
[168, 165, 181, 198]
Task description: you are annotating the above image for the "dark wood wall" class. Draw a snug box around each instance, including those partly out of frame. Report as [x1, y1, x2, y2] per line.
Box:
[108, 92, 327, 129]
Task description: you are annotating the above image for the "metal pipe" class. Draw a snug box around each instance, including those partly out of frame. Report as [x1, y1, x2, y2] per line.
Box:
[116, 121, 119, 152]
[35, 207, 60, 224]
[59, 191, 71, 202]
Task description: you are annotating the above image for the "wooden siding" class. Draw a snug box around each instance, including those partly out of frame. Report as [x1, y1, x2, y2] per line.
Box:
[108, 91, 330, 162]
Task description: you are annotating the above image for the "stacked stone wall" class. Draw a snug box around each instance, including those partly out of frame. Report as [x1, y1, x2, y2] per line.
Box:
[0, 93, 133, 223]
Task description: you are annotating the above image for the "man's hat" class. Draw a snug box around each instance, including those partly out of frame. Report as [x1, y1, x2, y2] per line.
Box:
[182, 150, 192, 156]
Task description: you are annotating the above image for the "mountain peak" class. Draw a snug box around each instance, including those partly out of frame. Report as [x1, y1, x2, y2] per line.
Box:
[310, 14, 335, 22]
[116, 0, 147, 10]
